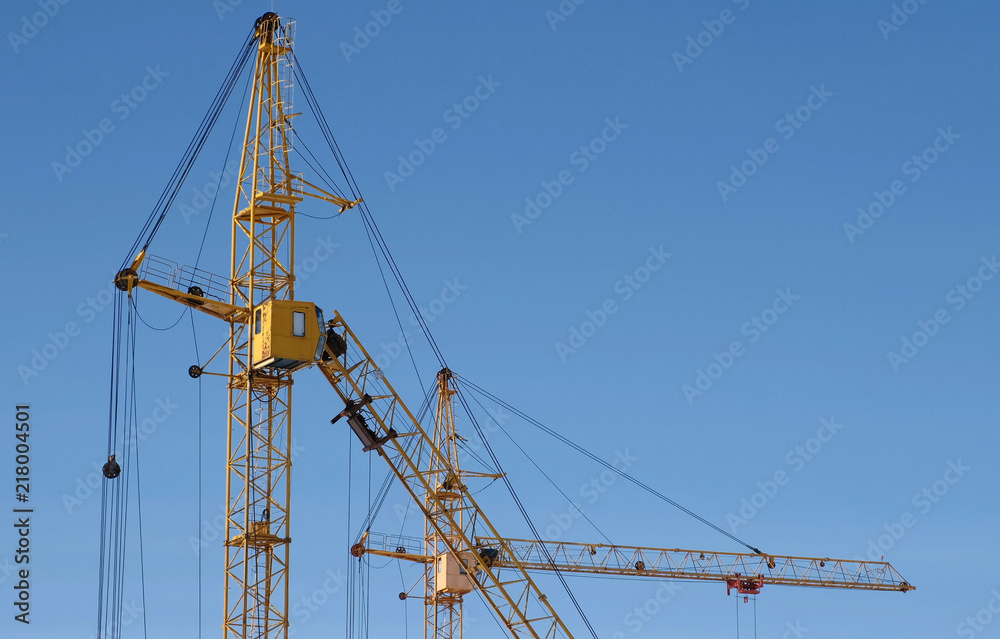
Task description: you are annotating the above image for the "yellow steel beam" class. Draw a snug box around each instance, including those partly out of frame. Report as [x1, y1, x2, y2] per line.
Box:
[356, 531, 914, 594]
[477, 537, 914, 594]
[317, 311, 575, 639]
[124, 279, 246, 323]
[293, 176, 363, 212]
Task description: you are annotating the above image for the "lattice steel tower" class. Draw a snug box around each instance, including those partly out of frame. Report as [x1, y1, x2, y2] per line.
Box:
[224, 14, 298, 638]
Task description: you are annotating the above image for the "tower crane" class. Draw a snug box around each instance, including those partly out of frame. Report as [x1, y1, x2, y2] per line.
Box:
[103, 12, 912, 639]
[340, 369, 913, 638]
[112, 13, 360, 639]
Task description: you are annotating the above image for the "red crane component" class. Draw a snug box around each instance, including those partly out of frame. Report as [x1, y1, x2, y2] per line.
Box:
[727, 573, 764, 596]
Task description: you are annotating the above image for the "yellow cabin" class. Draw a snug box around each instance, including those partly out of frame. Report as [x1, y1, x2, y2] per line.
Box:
[435, 552, 477, 594]
[251, 300, 326, 371]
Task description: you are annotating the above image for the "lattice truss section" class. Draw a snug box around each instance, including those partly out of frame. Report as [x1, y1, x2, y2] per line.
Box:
[317, 311, 574, 639]
[231, 18, 298, 308]
[224, 14, 298, 639]
[479, 539, 913, 592]
[359, 533, 913, 594]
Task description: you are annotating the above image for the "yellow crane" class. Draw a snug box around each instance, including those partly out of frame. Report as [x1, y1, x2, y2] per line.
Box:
[114, 13, 359, 639]
[343, 368, 913, 638]
[106, 12, 912, 639]
[316, 317, 579, 637]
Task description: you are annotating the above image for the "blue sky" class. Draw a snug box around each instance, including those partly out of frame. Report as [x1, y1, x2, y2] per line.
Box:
[2, 0, 999, 637]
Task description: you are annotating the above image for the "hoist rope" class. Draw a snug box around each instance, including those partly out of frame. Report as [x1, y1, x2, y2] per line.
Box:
[462, 386, 613, 546]
[134, 404, 149, 639]
[188, 310, 204, 639]
[291, 55, 449, 370]
[288, 54, 605, 638]
[283, 72, 768, 622]
[290, 134, 348, 200]
[98, 295, 150, 639]
[452, 386, 601, 639]
[131, 296, 188, 332]
[286, 63, 432, 396]
[359, 214, 427, 397]
[398, 557, 410, 639]
[119, 24, 257, 271]
[365, 451, 374, 636]
[194, 62, 254, 271]
[98, 292, 129, 639]
[455, 439, 501, 477]
[346, 430, 354, 639]
[455, 375, 765, 556]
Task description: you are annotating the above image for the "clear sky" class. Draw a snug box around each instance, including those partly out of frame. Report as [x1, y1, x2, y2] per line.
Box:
[2, 1, 999, 638]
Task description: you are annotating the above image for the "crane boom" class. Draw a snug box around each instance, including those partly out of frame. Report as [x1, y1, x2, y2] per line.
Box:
[318, 310, 913, 638]
[318, 311, 575, 639]
[488, 537, 913, 594]
[355, 531, 914, 595]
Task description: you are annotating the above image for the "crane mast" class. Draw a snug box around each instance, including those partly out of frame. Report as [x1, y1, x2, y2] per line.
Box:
[224, 13, 298, 639]
[420, 369, 506, 638]
[116, 14, 318, 639]
[323, 313, 575, 638]
[426, 369, 465, 639]
[113, 12, 361, 637]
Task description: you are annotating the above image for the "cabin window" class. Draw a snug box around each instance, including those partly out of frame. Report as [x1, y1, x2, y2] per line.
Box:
[293, 311, 306, 337]
[254, 309, 262, 335]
